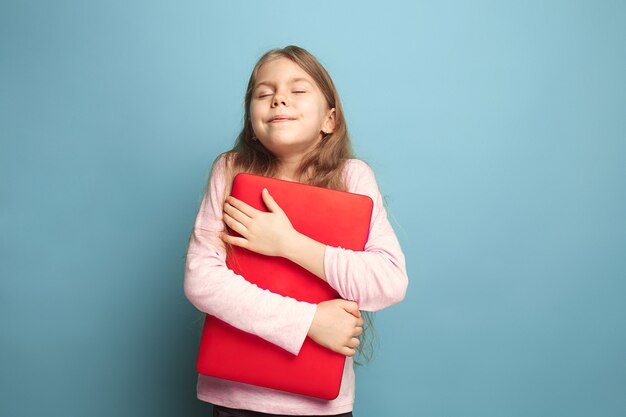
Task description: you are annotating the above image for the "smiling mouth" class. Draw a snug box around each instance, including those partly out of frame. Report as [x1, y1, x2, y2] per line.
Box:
[269, 117, 295, 123]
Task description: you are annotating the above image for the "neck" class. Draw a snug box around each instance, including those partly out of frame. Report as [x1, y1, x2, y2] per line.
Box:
[275, 156, 301, 181]
[267, 135, 323, 181]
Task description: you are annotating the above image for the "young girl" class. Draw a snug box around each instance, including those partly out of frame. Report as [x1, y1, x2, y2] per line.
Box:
[184, 45, 408, 417]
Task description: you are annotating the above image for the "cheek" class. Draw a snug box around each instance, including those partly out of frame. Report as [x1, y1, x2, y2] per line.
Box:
[299, 95, 328, 118]
[249, 105, 263, 125]
[300, 100, 325, 120]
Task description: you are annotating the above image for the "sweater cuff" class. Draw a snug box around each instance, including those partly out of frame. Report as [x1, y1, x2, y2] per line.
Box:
[323, 245, 343, 296]
[285, 302, 318, 356]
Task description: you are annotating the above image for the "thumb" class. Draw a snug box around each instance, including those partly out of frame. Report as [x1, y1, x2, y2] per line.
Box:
[261, 188, 282, 213]
[340, 300, 361, 318]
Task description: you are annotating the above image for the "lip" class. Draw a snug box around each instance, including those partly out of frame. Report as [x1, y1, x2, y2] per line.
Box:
[269, 116, 296, 123]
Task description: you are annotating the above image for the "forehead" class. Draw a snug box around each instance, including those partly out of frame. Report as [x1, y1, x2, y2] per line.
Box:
[254, 57, 315, 88]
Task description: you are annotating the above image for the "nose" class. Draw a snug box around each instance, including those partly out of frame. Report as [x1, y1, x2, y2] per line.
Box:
[271, 93, 288, 107]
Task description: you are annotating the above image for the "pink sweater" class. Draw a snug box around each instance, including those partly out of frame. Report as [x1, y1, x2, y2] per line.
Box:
[184, 156, 408, 415]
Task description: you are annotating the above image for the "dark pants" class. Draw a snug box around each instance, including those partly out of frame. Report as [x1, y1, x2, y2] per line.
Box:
[213, 404, 353, 417]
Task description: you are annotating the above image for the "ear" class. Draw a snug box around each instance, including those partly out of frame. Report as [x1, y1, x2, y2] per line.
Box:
[321, 108, 336, 134]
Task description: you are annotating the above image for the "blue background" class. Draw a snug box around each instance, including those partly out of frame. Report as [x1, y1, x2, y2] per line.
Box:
[2, 1, 625, 416]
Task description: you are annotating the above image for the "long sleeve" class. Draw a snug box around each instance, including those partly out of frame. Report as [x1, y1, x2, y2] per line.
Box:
[323, 160, 409, 311]
[184, 155, 317, 355]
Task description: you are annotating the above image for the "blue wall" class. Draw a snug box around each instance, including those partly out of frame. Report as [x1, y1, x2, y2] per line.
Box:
[2, 1, 625, 416]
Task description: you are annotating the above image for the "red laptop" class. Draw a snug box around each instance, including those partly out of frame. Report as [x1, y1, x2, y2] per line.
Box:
[196, 172, 373, 400]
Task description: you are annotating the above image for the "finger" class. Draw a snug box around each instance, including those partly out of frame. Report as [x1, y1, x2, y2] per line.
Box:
[347, 337, 361, 348]
[357, 317, 365, 327]
[353, 326, 363, 337]
[226, 195, 259, 218]
[342, 346, 356, 357]
[341, 301, 361, 317]
[224, 202, 251, 225]
[222, 212, 248, 236]
[221, 233, 248, 249]
[261, 188, 284, 213]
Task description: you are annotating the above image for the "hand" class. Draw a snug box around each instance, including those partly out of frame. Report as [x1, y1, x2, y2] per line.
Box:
[307, 299, 364, 357]
[220, 188, 298, 257]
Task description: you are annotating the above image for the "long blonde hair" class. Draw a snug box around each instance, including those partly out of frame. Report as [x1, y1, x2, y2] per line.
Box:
[225, 45, 351, 189]
[195, 45, 376, 364]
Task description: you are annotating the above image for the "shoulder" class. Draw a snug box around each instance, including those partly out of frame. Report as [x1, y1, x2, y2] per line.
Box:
[204, 152, 237, 200]
[342, 158, 380, 196]
[343, 158, 376, 179]
[343, 157, 371, 172]
[212, 151, 236, 174]
[208, 151, 238, 183]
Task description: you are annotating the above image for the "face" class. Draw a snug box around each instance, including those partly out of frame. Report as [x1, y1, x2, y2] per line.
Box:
[250, 57, 335, 159]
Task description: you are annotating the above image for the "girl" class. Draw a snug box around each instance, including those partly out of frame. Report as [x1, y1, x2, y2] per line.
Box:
[184, 45, 408, 416]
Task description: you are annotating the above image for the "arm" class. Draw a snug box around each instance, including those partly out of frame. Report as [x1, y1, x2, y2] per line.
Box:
[184, 155, 317, 355]
[221, 159, 408, 312]
[323, 160, 409, 311]
[185, 155, 363, 356]
[222, 188, 327, 281]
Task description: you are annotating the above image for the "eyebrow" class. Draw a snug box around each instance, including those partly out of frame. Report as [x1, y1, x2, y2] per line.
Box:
[254, 77, 313, 90]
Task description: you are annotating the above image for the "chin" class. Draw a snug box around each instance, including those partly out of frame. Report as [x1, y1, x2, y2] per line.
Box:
[261, 135, 303, 146]
[260, 139, 312, 154]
